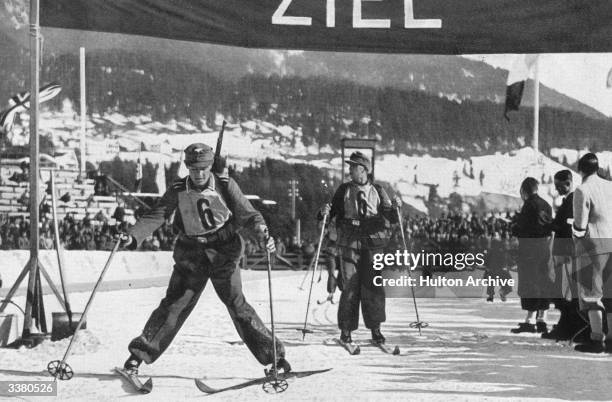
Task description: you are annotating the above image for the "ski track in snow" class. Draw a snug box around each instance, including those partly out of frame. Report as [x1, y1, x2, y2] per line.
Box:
[0, 271, 609, 401]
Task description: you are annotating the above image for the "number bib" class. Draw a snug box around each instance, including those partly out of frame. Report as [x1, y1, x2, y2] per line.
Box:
[178, 187, 232, 236]
[343, 183, 380, 219]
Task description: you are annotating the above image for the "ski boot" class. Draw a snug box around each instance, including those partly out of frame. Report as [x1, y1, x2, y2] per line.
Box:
[486, 295, 494, 302]
[123, 354, 142, 376]
[265, 358, 292, 377]
[340, 330, 352, 344]
[536, 321, 548, 334]
[371, 328, 386, 345]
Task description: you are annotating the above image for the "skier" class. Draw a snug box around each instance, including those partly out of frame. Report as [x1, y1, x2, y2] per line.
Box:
[117, 143, 290, 377]
[319, 151, 400, 346]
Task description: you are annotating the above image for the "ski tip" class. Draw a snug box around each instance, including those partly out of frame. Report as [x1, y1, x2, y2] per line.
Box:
[194, 378, 216, 394]
[141, 378, 153, 394]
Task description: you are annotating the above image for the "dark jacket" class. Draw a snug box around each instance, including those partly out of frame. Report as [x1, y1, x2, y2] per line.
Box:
[128, 175, 265, 247]
[549, 192, 574, 256]
[512, 194, 552, 239]
[512, 193, 554, 299]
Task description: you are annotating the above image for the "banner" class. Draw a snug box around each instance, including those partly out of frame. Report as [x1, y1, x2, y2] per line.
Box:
[40, 0, 612, 54]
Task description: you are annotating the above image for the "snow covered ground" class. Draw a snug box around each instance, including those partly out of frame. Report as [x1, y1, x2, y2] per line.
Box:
[0, 270, 610, 401]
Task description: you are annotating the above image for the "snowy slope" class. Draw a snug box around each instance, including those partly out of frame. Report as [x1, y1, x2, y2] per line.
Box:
[9, 109, 580, 212]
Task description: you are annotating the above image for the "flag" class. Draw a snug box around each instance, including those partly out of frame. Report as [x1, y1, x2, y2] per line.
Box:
[607, 67, 612, 89]
[177, 151, 189, 178]
[504, 55, 539, 121]
[0, 82, 62, 134]
[155, 161, 166, 195]
[135, 142, 144, 192]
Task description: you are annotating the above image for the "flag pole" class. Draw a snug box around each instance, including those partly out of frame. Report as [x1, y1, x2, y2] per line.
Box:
[23, 0, 42, 338]
[532, 56, 540, 156]
[79, 47, 86, 180]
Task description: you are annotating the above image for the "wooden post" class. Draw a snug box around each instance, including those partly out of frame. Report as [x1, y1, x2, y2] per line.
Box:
[79, 47, 87, 180]
[533, 57, 540, 155]
[23, 0, 41, 337]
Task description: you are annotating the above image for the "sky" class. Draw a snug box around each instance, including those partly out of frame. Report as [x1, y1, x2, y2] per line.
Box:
[465, 54, 612, 117]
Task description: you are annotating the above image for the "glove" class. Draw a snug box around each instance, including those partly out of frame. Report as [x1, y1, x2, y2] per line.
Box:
[116, 232, 135, 249]
[319, 203, 331, 219]
[391, 195, 402, 208]
[572, 225, 586, 238]
[265, 236, 276, 253]
[256, 225, 276, 253]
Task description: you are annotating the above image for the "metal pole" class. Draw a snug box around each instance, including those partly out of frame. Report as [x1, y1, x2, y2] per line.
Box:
[51, 171, 72, 323]
[265, 249, 278, 381]
[533, 56, 540, 154]
[79, 47, 86, 180]
[290, 179, 296, 220]
[23, 0, 41, 337]
[298, 213, 327, 339]
[397, 206, 428, 335]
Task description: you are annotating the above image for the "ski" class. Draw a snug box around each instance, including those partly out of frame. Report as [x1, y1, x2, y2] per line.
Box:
[114, 367, 153, 394]
[194, 368, 332, 394]
[370, 340, 400, 355]
[332, 338, 361, 355]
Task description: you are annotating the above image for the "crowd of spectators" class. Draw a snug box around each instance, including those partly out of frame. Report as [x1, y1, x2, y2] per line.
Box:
[0, 210, 175, 252]
[0, 210, 519, 265]
[399, 211, 519, 271]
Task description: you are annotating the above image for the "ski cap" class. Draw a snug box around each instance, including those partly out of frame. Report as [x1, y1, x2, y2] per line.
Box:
[184, 143, 214, 168]
[345, 151, 371, 172]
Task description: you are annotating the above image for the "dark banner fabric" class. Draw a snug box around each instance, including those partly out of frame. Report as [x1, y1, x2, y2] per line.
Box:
[40, 0, 612, 54]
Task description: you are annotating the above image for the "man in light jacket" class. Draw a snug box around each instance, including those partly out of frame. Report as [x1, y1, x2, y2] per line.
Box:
[573, 153, 612, 353]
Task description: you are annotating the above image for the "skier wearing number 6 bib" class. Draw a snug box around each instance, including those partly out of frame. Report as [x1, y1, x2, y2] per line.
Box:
[117, 143, 290, 376]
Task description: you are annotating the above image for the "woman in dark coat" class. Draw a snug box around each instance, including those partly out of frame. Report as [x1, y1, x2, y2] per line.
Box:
[511, 177, 554, 333]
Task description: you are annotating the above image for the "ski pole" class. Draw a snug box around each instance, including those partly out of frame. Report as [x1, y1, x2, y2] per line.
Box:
[396, 206, 428, 335]
[47, 239, 121, 380]
[263, 244, 288, 393]
[297, 212, 328, 340]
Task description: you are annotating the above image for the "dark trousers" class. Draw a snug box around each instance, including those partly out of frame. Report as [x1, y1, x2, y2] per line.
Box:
[338, 247, 385, 331]
[129, 237, 284, 365]
[326, 254, 342, 294]
[520, 298, 550, 311]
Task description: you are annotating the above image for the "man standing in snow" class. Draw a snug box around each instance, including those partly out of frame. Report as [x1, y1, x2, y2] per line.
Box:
[510, 177, 553, 334]
[542, 170, 583, 341]
[118, 143, 290, 374]
[319, 151, 400, 345]
[572, 153, 612, 353]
